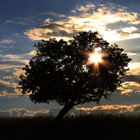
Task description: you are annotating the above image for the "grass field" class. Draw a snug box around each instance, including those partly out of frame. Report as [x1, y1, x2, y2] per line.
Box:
[1, 114, 140, 140]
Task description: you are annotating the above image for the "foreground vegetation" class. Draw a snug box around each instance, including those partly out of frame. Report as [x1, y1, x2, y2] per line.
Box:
[1, 114, 140, 140]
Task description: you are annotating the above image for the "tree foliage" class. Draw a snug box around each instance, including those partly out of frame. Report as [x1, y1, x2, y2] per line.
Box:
[19, 31, 131, 118]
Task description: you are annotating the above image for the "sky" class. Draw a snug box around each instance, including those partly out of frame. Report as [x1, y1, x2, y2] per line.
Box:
[0, 0, 140, 117]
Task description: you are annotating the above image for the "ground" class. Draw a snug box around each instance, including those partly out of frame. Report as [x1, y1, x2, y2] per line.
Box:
[1, 114, 140, 140]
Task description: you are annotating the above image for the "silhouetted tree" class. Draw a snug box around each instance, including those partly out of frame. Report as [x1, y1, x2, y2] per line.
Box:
[19, 31, 131, 120]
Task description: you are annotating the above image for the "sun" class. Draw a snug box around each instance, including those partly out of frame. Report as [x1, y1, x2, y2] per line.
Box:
[88, 48, 102, 64]
[88, 52, 102, 64]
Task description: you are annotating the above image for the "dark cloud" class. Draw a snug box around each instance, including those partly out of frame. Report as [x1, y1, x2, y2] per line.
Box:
[39, 23, 71, 37]
[42, 23, 64, 30]
[45, 30, 70, 37]
[124, 75, 140, 83]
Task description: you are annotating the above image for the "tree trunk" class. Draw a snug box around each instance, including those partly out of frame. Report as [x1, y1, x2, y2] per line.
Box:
[55, 102, 74, 121]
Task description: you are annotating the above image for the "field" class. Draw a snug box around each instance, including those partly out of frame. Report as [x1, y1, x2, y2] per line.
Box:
[1, 114, 140, 140]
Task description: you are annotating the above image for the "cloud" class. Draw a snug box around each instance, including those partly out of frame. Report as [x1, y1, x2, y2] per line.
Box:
[117, 81, 140, 95]
[46, 12, 65, 18]
[121, 27, 137, 33]
[2, 104, 140, 117]
[12, 68, 25, 78]
[0, 66, 26, 95]
[72, 4, 96, 13]
[25, 3, 140, 42]
[0, 78, 19, 96]
[76, 104, 140, 114]
[5, 20, 14, 24]
[0, 39, 15, 45]
[0, 52, 33, 95]
[25, 28, 54, 40]
[0, 65, 25, 96]
[5, 11, 65, 28]
[127, 52, 137, 56]
[0, 53, 29, 71]
[0, 79, 17, 88]
[0, 64, 21, 70]
[27, 50, 36, 56]
[0, 108, 49, 117]
[0, 54, 23, 60]
[0, 54, 29, 63]
[5, 16, 38, 26]
[2, 76, 13, 80]
[128, 62, 140, 75]
[0, 90, 10, 96]
[0, 61, 28, 70]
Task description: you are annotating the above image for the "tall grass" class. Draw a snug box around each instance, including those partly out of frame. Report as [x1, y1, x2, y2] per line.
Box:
[1, 114, 140, 140]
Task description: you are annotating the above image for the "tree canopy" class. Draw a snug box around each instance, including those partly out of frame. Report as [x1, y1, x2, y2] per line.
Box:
[19, 31, 131, 119]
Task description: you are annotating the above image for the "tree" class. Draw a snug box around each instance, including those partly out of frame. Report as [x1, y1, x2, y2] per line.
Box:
[19, 31, 131, 120]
